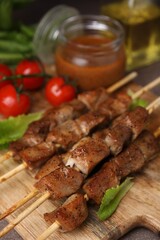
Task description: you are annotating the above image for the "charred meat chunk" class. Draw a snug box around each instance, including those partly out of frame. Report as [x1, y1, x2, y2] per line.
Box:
[44, 193, 88, 232]
[35, 166, 84, 200]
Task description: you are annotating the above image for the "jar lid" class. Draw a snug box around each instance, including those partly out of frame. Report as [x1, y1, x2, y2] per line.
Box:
[33, 5, 79, 65]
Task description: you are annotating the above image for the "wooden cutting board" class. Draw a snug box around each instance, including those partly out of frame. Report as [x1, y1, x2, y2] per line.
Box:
[0, 83, 160, 240]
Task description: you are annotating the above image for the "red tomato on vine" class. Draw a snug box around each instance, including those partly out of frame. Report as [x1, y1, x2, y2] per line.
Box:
[45, 77, 76, 106]
[0, 84, 30, 117]
[15, 59, 44, 90]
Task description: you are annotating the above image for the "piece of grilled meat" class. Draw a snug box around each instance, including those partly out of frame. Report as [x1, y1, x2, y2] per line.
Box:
[83, 130, 159, 204]
[43, 130, 159, 233]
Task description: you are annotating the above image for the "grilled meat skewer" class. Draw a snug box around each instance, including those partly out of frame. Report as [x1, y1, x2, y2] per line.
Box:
[10, 85, 118, 154]
[0, 111, 159, 238]
[19, 92, 131, 169]
[0, 104, 151, 221]
[0, 94, 159, 223]
[1, 75, 159, 176]
[83, 129, 159, 204]
[7, 71, 139, 157]
[0, 74, 160, 237]
[3, 129, 155, 240]
[10, 99, 87, 153]
[15, 111, 106, 167]
[40, 129, 159, 239]
[7, 75, 160, 168]
[9, 72, 160, 157]
[36, 106, 148, 180]
[34, 106, 148, 200]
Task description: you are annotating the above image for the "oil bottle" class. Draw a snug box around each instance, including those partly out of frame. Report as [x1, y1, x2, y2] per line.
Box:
[101, 0, 160, 70]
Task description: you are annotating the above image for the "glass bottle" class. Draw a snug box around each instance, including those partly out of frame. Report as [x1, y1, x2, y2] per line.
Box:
[101, 0, 160, 70]
[55, 15, 125, 91]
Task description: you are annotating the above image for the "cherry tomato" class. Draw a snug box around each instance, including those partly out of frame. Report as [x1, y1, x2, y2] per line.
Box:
[45, 77, 76, 106]
[0, 84, 30, 117]
[0, 63, 12, 89]
[15, 59, 44, 90]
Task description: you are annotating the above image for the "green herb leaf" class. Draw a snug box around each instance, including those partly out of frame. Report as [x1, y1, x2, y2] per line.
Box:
[97, 177, 134, 221]
[130, 98, 148, 110]
[0, 112, 43, 146]
[127, 89, 148, 110]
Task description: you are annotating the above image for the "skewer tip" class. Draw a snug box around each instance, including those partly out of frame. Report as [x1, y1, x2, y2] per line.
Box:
[37, 221, 60, 240]
[146, 97, 160, 114]
[0, 191, 51, 237]
[0, 188, 39, 220]
[0, 163, 26, 183]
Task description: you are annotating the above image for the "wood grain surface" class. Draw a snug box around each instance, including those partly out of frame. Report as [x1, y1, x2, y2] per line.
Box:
[0, 83, 160, 240]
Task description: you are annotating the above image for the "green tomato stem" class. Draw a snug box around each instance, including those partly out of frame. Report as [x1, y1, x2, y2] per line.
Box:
[1, 73, 52, 81]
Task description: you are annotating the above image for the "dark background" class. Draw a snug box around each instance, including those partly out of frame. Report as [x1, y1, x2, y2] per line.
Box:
[1, 1, 160, 240]
[13, 0, 105, 24]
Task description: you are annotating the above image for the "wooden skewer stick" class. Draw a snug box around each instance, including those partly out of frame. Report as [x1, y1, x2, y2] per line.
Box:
[0, 191, 50, 238]
[0, 188, 39, 220]
[146, 97, 160, 114]
[37, 221, 60, 240]
[106, 71, 138, 93]
[132, 76, 160, 100]
[0, 163, 27, 183]
[1, 97, 160, 238]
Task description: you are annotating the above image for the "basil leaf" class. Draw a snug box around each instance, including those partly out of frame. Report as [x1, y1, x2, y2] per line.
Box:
[97, 177, 134, 221]
[0, 112, 43, 146]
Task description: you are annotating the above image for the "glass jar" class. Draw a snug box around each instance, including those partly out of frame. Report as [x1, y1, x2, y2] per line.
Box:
[33, 5, 79, 66]
[101, 0, 160, 70]
[55, 15, 125, 91]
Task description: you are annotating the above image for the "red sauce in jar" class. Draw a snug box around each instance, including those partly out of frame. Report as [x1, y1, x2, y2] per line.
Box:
[55, 34, 125, 91]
